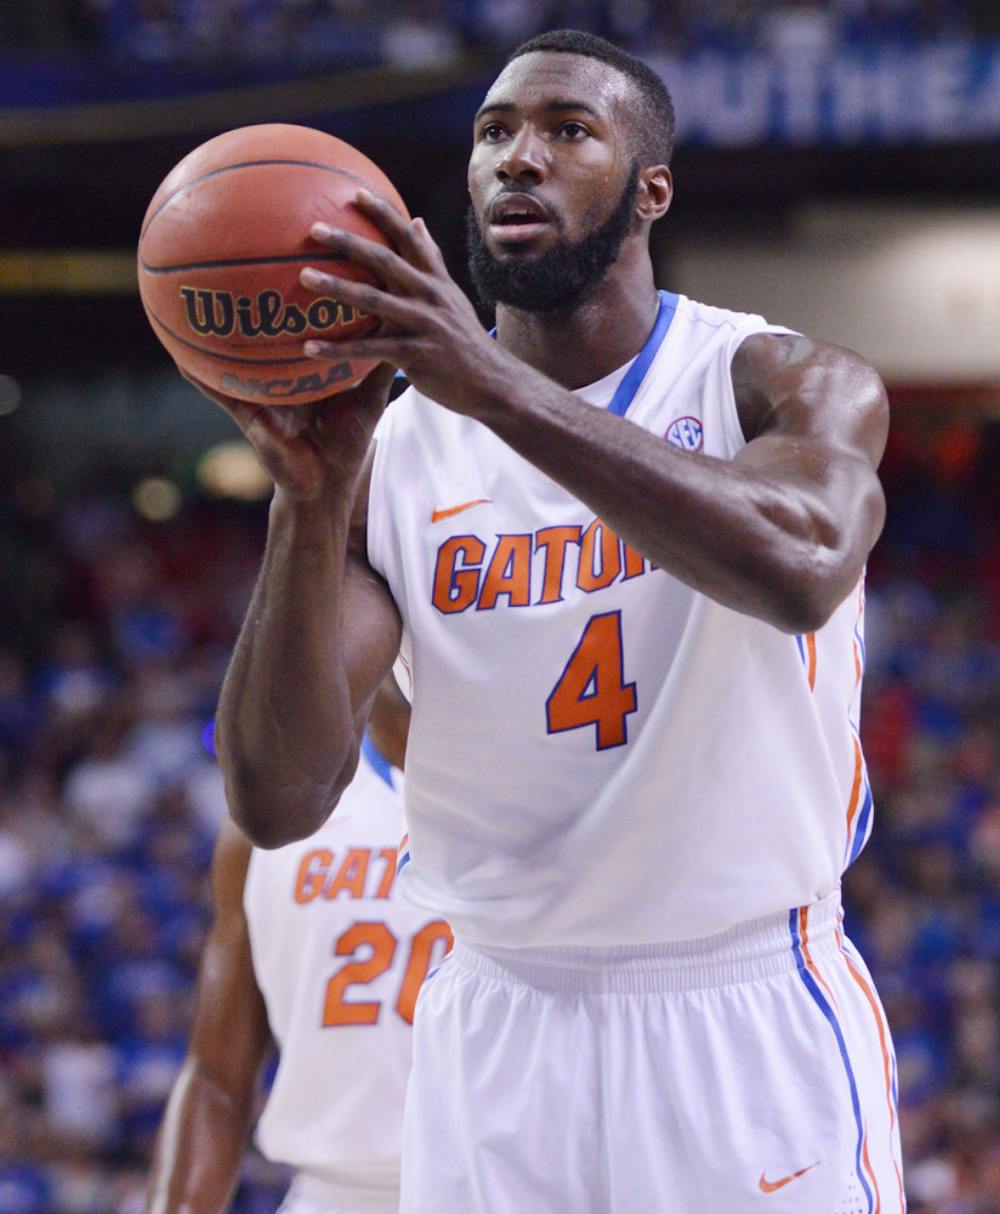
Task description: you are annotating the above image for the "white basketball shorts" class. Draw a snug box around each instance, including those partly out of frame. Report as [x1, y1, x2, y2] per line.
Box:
[276, 1171, 400, 1214]
[400, 891, 905, 1214]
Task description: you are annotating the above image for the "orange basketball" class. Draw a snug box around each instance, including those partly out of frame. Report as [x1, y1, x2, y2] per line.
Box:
[137, 124, 408, 405]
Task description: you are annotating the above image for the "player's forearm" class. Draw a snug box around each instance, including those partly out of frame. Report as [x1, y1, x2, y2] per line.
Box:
[474, 377, 863, 633]
[216, 487, 357, 847]
[146, 1062, 254, 1214]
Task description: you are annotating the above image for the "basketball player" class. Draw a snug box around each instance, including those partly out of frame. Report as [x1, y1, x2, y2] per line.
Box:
[188, 29, 903, 1214]
[146, 680, 452, 1214]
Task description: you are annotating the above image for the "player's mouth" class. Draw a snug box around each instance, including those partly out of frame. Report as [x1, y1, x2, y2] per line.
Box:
[487, 193, 553, 245]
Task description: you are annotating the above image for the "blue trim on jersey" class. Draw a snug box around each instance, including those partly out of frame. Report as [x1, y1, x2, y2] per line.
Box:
[789, 910, 874, 1214]
[396, 849, 411, 876]
[795, 634, 806, 663]
[854, 625, 867, 673]
[849, 783, 874, 864]
[853, 587, 867, 675]
[361, 732, 395, 789]
[607, 291, 679, 418]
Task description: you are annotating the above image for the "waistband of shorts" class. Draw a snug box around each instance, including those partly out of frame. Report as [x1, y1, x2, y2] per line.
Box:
[281, 1169, 400, 1214]
[450, 891, 843, 993]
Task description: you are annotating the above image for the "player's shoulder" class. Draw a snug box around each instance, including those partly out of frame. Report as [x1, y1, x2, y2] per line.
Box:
[661, 295, 805, 392]
[672, 292, 776, 338]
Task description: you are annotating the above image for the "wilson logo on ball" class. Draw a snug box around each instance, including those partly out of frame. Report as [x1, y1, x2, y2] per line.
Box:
[179, 287, 365, 340]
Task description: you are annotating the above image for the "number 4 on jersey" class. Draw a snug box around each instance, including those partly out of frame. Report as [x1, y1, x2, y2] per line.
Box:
[546, 611, 637, 750]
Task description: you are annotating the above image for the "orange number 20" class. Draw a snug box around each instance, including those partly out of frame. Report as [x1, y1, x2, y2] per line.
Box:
[322, 920, 453, 1028]
[546, 611, 636, 750]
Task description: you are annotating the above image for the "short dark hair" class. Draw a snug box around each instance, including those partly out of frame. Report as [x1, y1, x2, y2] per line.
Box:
[505, 29, 675, 168]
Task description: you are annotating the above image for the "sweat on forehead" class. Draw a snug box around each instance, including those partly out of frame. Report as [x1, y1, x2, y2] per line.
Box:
[481, 52, 631, 119]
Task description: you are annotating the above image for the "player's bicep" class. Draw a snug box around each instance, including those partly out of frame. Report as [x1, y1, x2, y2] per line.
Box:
[732, 333, 888, 561]
[735, 433, 885, 558]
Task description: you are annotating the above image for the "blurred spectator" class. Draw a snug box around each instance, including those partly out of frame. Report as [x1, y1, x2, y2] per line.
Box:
[382, 1, 464, 68]
[40, 1020, 120, 1153]
[4, 1, 997, 65]
[63, 716, 156, 852]
[0, 468, 269, 1209]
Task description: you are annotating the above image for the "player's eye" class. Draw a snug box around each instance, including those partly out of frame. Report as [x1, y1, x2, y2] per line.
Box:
[558, 122, 589, 140]
[480, 122, 507, 142]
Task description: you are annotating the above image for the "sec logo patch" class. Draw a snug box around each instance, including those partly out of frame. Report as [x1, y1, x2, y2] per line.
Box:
[665, 416, 704, 451]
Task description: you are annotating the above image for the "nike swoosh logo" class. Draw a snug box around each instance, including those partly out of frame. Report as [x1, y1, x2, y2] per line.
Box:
[758, 1162, 820, 1194]
[430, 498, 491, 524]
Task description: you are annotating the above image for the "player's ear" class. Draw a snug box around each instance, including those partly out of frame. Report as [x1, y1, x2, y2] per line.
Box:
[636, 166, 672, 224]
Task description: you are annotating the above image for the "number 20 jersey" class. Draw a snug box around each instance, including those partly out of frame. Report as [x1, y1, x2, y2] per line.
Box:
[367, 293, 874, 949]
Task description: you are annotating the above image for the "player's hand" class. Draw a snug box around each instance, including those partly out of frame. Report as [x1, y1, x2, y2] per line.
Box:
[298, 191, 506, 416]
[179, 361, 396, 503]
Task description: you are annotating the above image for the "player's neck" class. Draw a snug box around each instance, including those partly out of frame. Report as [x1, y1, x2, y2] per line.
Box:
[494, 261, 660, 391]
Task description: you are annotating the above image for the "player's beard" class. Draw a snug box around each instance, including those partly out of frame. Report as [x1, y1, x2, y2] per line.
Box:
[465, 165, 640, 315]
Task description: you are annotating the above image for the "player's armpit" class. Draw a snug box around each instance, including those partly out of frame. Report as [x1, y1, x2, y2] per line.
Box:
[147, 821, 271, 1214]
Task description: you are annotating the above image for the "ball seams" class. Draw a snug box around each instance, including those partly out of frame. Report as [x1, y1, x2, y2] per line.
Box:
[138, 250, 352, 275]
[139, 158, 398, 242]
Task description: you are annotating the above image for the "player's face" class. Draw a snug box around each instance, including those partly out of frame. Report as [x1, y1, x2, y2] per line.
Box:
[466, 53, 640, 311]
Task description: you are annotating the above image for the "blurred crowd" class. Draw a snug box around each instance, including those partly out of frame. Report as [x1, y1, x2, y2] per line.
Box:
[2, 1, 1000, 68]
[844, 416, 1000, 1214]
[0, 410, 999, 1214]
[0, 467, 287, 1212]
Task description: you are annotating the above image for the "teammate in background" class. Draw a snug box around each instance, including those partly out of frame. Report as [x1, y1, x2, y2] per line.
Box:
[147, 678, 452, 1214]
[189, 28, 902, 1214]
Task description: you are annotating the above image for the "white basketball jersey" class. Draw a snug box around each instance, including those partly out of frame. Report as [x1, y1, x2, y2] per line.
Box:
[244, 739, 453, 1208]
[368, 292, 873, 949]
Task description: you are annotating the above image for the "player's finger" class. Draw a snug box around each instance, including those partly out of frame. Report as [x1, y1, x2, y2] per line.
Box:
[353, 189, 441, 273]
[299, 268, 418, 327]
[303, 337, 415, 364]
[309, 223, 428, 295]
[409, 216, 448, 274]
[241, 408, 296, 452]
[176, 365, 308, 449]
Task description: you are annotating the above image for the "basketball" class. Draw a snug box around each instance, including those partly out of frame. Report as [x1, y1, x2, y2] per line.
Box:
[137, 124, 408, 405]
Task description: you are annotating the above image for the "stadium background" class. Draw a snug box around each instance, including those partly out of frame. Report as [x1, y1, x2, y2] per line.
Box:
[1, 3, 999, 1212]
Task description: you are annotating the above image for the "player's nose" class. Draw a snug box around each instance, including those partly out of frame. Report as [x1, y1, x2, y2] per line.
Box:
[496, 126, 548, 185]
